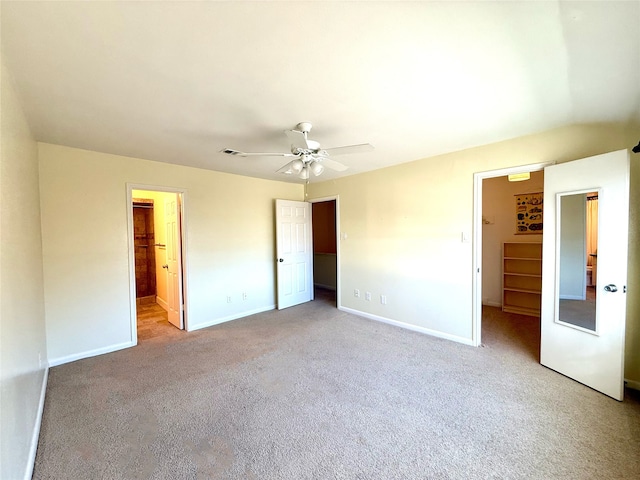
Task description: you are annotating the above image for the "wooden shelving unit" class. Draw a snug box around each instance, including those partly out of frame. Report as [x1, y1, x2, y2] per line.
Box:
[502, 242, 542, 316]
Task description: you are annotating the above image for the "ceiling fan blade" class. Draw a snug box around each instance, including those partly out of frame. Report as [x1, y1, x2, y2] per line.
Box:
[323, 143, 374, 156]
[284, 129, 310, 150]
[220, 148, 296, 157]
[319, 158, 349, 172]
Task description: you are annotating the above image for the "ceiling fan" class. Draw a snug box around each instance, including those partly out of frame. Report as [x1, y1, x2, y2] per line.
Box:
[221, 122, 374, 180]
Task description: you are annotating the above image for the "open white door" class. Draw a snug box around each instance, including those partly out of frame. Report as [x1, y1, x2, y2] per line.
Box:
[165, 194, 184, 329]
[276, 199, 313, 309]
[541, 150, 629, 400]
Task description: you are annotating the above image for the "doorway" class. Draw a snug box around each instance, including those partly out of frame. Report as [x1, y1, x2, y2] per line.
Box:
[310, 196, 340, 308]
[472, 163, 548, 347]
[477, 170, 546, 363]
[133, 200, 157, 304]
[475, 151, 631, 400]
[127, 185, 188, 344]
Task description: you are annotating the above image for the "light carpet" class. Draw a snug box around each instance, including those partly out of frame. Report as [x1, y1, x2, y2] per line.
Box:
[33, 295, 640, 479]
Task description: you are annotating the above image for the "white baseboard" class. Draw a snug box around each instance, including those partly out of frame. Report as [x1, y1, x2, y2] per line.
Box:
[483, 300, 502, 308]
[188, 305, 276, 332]
[156, 296, 169, 312]
[625, 378, 640, 391]
[48, 341, 134, 367]
[24, 367, 48, 480]
[339, 306, 475, 346]
[559, 294, 585, 301]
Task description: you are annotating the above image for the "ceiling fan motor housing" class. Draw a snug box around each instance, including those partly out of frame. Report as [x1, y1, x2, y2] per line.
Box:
[296, 122, 313, 134]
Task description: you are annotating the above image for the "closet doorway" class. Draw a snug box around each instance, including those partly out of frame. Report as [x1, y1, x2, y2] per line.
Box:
[310, 196, 340, 308]
[127, 185, 188, 344]
[472, 163, 548, 348]
[133, 200, 157, 303]
[478, 169, 546, 360]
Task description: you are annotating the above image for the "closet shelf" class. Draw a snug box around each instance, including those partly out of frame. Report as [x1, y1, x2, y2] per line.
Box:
[502, 242, 542, 317]
[503, 305, 540, 317]
[504, 287, 540, 294]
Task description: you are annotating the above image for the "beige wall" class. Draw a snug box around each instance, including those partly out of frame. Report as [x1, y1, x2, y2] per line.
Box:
[482, 171, 544, 306]
[0, 57, 48, 479]
[308, 123, 640, 382]
[39, 143, 302, 364]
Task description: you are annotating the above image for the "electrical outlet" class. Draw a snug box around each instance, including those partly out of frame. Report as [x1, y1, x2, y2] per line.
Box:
[354, 289, 360, 298]
[242, 292, 247, 301]
[365, 291, 371, 301]
[226, 295, 232, 303]
[380, 295, 387, 305]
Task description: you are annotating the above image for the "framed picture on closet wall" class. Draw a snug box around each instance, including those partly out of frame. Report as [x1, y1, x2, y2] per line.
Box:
[515, 192, 543, 234]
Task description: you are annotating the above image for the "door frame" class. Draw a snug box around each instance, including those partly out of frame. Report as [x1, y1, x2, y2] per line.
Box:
[309, 195, 341, 309]
[126, 183, 189, 344]
[472, 163, 550, 346]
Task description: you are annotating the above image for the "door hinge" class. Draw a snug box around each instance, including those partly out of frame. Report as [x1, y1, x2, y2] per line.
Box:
[624, 285, 627, 293]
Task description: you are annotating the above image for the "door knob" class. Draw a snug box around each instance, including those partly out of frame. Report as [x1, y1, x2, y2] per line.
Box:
[604, 284, 618, 292]
[162, 264, 169, 269]
[278, 258, 284, 263]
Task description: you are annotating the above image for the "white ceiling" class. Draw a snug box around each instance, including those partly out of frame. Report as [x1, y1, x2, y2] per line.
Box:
[2, 1, 639, 183]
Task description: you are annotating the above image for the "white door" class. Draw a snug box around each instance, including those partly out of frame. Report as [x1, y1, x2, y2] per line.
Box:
[275, 199, 313, 309]
[541, 150, 629, 400]
[165, 194, 184, 329]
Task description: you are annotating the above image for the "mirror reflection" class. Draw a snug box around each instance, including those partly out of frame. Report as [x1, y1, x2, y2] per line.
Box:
[558, 191, 598, 331]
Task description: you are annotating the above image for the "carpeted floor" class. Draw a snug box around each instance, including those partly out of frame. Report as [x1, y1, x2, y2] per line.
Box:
[33, 293, 640, 479]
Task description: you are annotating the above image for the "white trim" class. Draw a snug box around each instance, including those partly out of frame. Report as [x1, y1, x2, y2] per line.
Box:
[308, 195, 341, 308]
[188, 305, 275, 332]
[126, 183, 190, 346]
[472, 162, 550, 347]
[483, 300, 502, 308]
[48, 341, 134, 367]
[559, 295, 584, 301]
[339, 306, 475, 346]
[178, 192, 190, 329]
[156, 296, 169, 312]
[24, 367, 48, 480]
[625, 378, 640, 391]
[126, 189, 137, 345]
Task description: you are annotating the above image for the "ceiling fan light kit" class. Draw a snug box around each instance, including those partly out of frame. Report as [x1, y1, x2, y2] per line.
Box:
[291, 159, 304, 174]
[310, 162, 324, 176]
[221, 122, 374, 181]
